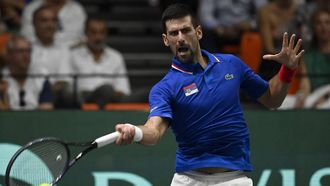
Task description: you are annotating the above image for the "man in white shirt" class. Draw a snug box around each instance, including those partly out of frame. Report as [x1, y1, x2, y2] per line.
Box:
[3, 35, 53, 110]
[31, 5, 74, 108]
[70, 16, 131, 108]
[199, 0, 257, 53]
[21, 0, 86, 47]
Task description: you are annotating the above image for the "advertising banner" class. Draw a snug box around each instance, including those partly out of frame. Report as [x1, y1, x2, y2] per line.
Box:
[0, 110, 329, 186]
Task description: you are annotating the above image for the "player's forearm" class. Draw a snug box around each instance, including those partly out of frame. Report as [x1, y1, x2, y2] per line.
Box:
[137, 125, 163, 146]
[115, 117, 168, 146]
[138, 116, 168, 145]
[263, 74, 291, 108]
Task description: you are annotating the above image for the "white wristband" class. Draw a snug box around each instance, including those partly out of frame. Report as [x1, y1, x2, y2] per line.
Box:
[125, 123, 143, 142]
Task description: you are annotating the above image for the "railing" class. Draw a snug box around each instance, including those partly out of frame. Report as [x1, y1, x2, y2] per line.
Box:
[1, 72, 330, 110]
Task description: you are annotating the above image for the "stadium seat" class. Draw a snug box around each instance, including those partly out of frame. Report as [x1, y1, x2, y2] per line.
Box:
[288, 69, 301, 95]
[104, 103, 149, 111]
[239, 32, 262, 73]
[81, 103, 100, 110]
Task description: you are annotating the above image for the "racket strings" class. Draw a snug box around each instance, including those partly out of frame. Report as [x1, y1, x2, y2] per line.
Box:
[7, 140, 69, 186]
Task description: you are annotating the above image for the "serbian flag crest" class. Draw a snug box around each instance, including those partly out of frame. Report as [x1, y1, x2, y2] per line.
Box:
[183, 83, 199, 96]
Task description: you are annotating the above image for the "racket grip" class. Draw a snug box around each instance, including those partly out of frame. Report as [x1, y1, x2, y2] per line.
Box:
[95, 131, 120, 148]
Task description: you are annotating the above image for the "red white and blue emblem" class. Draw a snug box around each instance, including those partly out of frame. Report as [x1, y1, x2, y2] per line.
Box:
[183, 83, 199, 96]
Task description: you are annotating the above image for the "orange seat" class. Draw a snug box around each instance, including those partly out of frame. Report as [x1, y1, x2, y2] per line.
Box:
[288, 69, 301, 95]
[221, 44, 240, 54]
[0, 33, 10, 62]
[104, 103, 149, 111]
[239, 32, 262, 73]
[81, 103, 99, 110]
[0, 33, 10, 50]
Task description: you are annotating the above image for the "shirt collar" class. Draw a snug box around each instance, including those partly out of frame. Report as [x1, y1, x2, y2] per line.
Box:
[171, 49, 221, 75]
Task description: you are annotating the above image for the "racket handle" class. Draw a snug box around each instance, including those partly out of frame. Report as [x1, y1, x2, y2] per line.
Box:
[95, 131, 120, 148]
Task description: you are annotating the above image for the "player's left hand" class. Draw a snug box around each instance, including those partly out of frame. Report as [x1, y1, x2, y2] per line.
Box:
[262, 32, 305, 69]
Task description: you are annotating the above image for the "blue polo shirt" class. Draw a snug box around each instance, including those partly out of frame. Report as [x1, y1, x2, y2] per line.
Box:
[148, 50, 269, 172]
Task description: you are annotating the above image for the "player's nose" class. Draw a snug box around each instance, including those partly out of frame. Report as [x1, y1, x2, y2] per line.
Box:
[178, 31, 185, 42]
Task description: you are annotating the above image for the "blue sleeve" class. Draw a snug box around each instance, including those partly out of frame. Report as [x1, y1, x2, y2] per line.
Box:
[148, 83, 173, 120]
[39, 79, 53, 103]
[237, 57, 269, 100]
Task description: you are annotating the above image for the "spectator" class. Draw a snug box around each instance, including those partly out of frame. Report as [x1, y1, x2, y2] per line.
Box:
[20, 0, 86, 47]
[2, 35, 53, 110]
[296, 9, 330, 109]
[70, 16, 131, 108]
[199, 0, 257, 53]
[31, 5, 73, 108]
[0, 0, 29, 33]
[258, 0, 297, 81]
[292, 0, 330, 48]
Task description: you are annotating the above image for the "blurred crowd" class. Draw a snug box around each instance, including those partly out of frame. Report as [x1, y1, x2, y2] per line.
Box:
[0, 0, 329, 111]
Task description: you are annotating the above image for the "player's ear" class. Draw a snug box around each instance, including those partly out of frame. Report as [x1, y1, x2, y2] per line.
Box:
[196, 25, 203, 40]
[162, 33, 169, 47]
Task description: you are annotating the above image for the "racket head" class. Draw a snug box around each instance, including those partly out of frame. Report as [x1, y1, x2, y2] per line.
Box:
[5, 137, 70, 186]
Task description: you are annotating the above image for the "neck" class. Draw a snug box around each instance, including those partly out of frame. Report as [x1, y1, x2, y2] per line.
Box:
[11, 70, 27, 86]
[89, 48, 103, 62]
[196, 49, 208, 69]
[9, 66, 28, 85]
[39, 37, 54, 46]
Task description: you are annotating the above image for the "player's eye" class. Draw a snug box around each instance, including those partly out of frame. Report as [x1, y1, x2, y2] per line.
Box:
[169, 30, 178, 36]
[181, 27, 192, 34]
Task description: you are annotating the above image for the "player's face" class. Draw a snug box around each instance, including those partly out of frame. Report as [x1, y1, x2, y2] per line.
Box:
[162, 16, 202, 63]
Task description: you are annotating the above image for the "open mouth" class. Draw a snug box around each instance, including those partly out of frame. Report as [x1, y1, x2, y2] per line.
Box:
[177, 46, 189, 55]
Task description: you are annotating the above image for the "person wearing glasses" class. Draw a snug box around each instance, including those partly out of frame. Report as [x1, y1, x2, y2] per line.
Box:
[1, 35, 53, 110]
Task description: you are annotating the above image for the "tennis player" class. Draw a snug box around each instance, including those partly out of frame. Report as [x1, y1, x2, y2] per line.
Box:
[115, 4, 304, 186]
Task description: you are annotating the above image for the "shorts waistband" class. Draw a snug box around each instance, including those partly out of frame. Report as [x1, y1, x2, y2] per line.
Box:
[183, 170, 245, 182]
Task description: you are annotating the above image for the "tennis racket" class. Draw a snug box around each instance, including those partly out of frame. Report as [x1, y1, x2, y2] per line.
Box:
[5, 131, 120, 186]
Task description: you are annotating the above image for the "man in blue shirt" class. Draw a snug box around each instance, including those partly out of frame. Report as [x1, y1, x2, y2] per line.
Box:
[114, 4, 304, 186]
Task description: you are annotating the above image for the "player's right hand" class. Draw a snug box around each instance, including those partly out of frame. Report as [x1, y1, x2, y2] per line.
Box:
[115, 124, 136, 145]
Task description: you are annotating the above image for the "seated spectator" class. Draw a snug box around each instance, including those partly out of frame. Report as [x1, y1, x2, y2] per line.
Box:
[292, 0, 330, 48]
[31, 5, 73, 108]
[2, 35, 53, 110]
[258, 0, 297, 81]
[70, 16, 131, 108]
[0, 0, 29, 33]
[280, 9, 330, 109]
[297, 8, 330, 109]
[20, 0, 86, 47]
[199, 0, 257, 53]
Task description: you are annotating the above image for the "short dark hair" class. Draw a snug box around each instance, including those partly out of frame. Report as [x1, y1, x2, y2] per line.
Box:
[161, 3, 198, 33]
[32, 5, 55, 25]
[84, 15, 108, 33]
